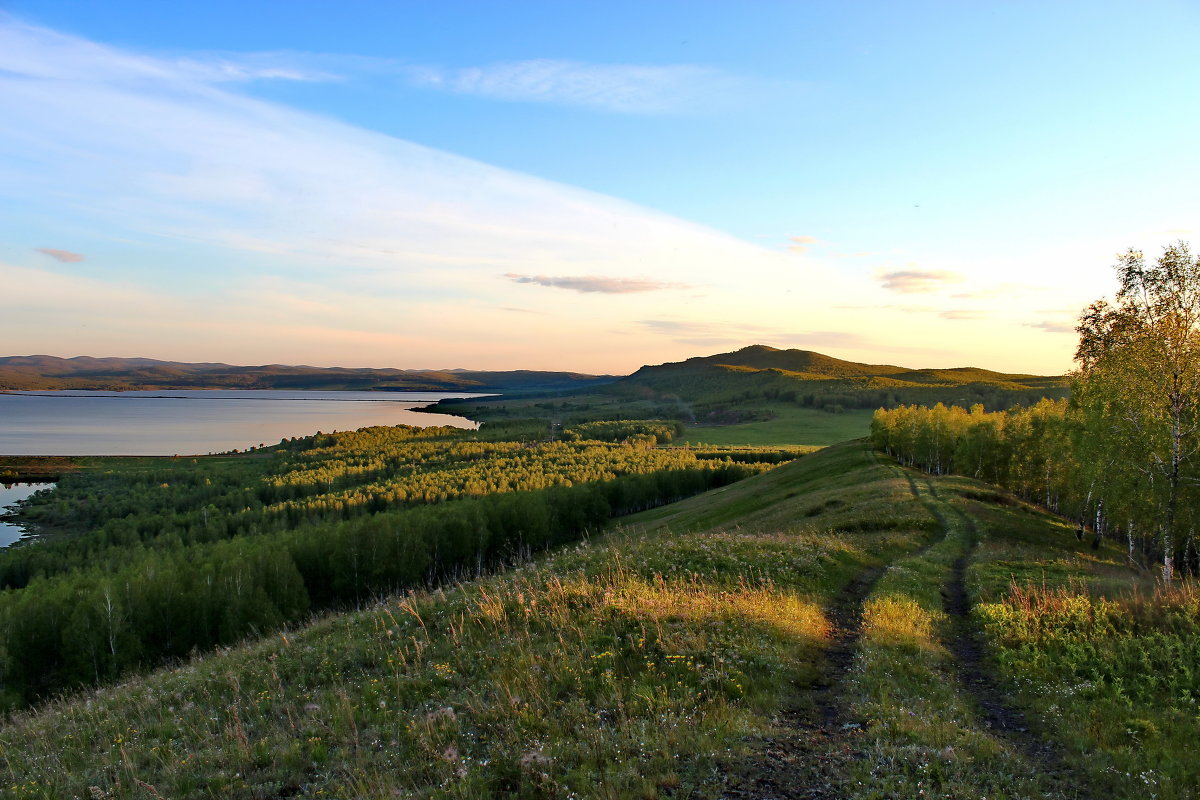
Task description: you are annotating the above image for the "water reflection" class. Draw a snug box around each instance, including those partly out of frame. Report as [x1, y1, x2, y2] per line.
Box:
[0, 390, 485, 456]
[0, 483, 50, 548]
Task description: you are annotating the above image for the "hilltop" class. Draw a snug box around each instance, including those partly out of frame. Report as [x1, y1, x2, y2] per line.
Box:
[0, 355, 615, 394]
[618, 344, 1065, 398]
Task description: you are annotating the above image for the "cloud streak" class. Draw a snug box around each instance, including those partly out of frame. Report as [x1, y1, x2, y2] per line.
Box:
[879, 269, 964, 293]
[406, 59, 747, 114]
[507, 274, 690, 294]
[35, 247, 85, 263]
[788, 234, 819, 253]
[1027, 320, 1075, 334]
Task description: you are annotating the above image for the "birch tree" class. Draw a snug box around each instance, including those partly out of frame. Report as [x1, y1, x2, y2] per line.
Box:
[1073, 242, 1200, 579]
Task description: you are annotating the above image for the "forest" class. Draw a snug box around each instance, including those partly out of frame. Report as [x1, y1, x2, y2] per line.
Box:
[0, 420, 790, 707]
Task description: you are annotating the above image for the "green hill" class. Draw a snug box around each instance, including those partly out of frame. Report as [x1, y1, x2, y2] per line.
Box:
[619, 344, 1065, 398]
[424, 345, 1070, 446]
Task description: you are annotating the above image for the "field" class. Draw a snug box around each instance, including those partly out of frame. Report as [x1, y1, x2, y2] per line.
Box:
[2, 437, 1193, 798]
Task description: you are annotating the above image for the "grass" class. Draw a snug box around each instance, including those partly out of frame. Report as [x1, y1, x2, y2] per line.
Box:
[4, 440, 1197, 798]
[960, 489, 1200, 800]
[426, 392, 874, 448]
[837, 471, 1069, 798]
[0, 441, 932, 799]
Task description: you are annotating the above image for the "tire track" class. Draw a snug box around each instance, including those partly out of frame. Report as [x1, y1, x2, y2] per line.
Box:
[720, 453, 942, 799]
[918, 475, 1077, 789]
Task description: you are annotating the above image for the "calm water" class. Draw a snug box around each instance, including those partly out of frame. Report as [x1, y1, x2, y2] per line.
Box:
[0, 483, 49, 547]
[0, 390, 485, 456]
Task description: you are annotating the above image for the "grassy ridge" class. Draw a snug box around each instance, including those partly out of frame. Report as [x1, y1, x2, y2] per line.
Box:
[3, 442, 1195, 798]
[0, 443, 933, 798]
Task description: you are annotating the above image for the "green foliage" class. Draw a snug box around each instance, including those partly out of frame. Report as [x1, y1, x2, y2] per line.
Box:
[969, 514, 1200, 798]
[0, 424, 785, 708]
[561, 419, 683, 444]
[1073, 242, 1200, 580]
[872, 382, 1200, 575]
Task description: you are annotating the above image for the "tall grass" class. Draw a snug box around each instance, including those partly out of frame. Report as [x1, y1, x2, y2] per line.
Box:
[978, 580, 1200, 799]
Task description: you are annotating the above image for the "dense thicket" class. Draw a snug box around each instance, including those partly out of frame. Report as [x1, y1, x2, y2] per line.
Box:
[2, 426, 762, 589]
[0, 423, 784, 707]
[561, 419, 683, 444]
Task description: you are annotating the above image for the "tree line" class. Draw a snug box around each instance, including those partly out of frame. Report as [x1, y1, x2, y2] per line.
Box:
[0, 423, 786, 707]
[3, 427, 775, 590]
[872, 243, 1200, 580]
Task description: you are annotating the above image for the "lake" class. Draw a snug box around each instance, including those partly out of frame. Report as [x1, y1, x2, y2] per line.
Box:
[0, 483, 50, 547]
[0, 390, 486, 456]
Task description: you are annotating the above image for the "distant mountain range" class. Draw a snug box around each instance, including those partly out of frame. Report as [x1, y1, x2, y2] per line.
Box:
[0, 355, 615, 394]
[0, 347, 1067, 408]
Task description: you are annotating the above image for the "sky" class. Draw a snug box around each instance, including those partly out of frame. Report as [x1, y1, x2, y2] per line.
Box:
[1, 1, 1197, 375]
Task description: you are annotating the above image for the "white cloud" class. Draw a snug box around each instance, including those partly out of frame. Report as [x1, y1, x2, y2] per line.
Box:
[0, 18, 772, 292]
[506, 274, 690, 294]
[405, 59, 746, 114]
[0, 18, 822, 370]
[1027, 320, 1075, 334]
[0, 21, 754, 117]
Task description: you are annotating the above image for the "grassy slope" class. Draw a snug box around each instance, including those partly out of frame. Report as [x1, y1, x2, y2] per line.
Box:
[0, 443, 934, 798]
[2, 442, 1193, 799]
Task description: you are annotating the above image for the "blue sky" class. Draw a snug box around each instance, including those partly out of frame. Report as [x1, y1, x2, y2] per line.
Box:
[1, 1, 1197, 373]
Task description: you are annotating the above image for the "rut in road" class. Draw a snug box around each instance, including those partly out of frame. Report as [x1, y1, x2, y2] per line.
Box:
[719, 456, 943, 800]
[918, 477, 1076, 780]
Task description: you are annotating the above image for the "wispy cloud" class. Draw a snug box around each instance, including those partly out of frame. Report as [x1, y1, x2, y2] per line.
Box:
[406, 59, 751, 114]
[0, 18, 337, 85]
[506, 273, 690, 294]
[35, 247, 85, 263]
[879, 269, 964, 293]
[940, 309, 984, 320]
[952, 282, 1035, 299]
[788, 234, 819, 253]
[168, 54, 339, 84]
[1027, 320, 1075, 334]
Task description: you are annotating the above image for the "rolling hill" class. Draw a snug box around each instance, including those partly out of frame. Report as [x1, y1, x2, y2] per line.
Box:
[418, 344, 1072, 446]
[620, 344, 1065, 393]
[606, 344, 1067, 417]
